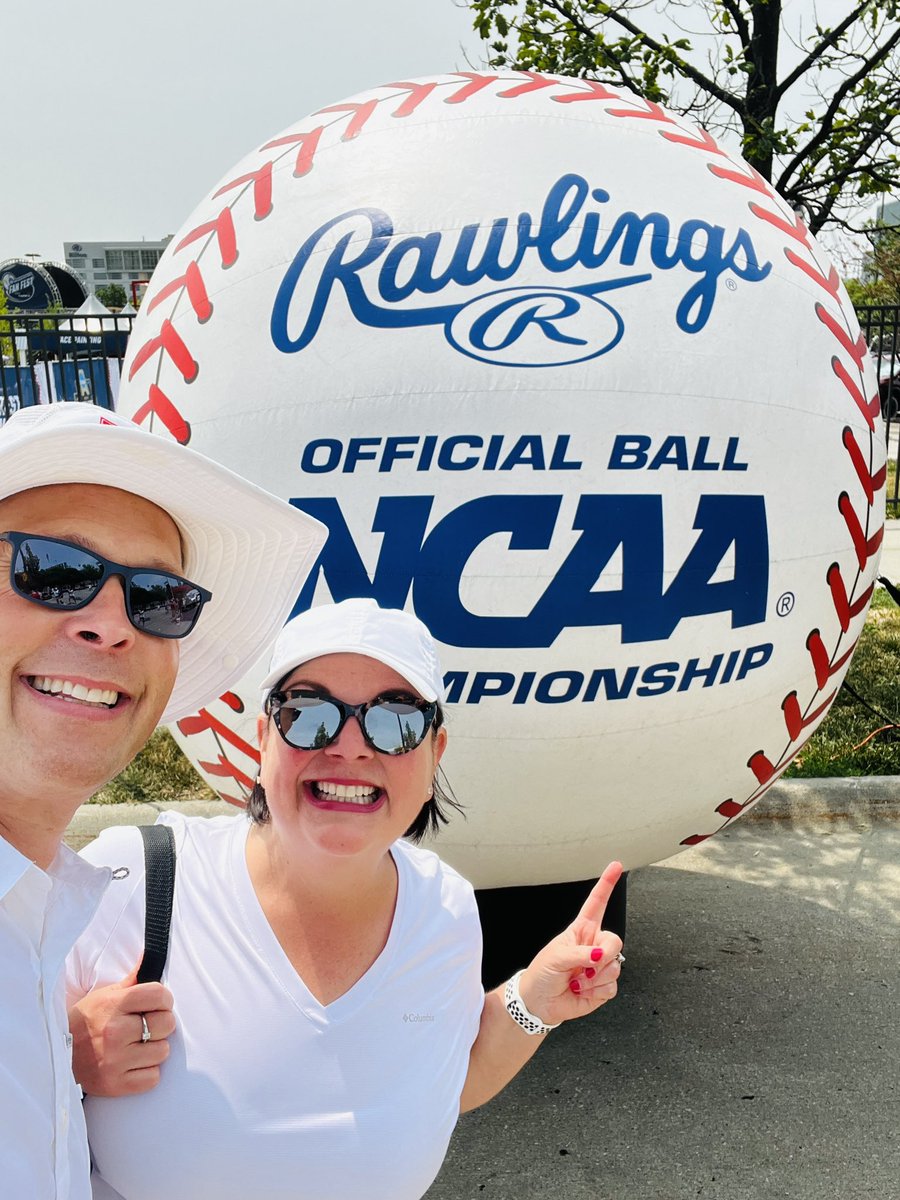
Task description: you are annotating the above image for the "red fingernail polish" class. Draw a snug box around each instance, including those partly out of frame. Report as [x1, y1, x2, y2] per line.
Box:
[585, 967, 596, 979]
[569, 978, 581, 994]
[591, 948, 604, 962]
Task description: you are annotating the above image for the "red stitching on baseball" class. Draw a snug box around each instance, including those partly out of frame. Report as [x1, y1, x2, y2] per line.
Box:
[260, 127, 325, 177]
[378, 81, 440, 117]
[128, 319, 198, 385]
[748, 750, 775, 785]
[843, 427, 887, 503]
[606, 99, 675, 124]
[817, 306, 867, 365]
[748, 203, 809, 245]
[176, 708, 261, 764]
[806, 628, 859, 689]
[551, 80, 621, 104]
[314, 99, 379, 140]
[445, 72, 499, 103]
[831, 357, 881, 429]
[785, 251, 840, 296]
[827, 562, 872, 631]
[214, 162, 274, 220]
[130, 384, 191, 445]
[782, 688, 836, 741]
[660, 127, 725, 155]
[707, 161, 771, 194]
[839, 492, 884, 569]
[198, 755, 256, 791]
[496, 71, 557, 98]
[174, 209, 238, 269]
[147, 261, 212, 324]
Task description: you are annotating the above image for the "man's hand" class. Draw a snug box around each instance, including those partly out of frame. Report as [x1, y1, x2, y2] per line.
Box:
[69, 963, 175, 1097]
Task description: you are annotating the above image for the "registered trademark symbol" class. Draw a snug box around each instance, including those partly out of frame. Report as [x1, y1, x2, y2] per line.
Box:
[726, 278, 738, 292]
[777, 591, 795, 616]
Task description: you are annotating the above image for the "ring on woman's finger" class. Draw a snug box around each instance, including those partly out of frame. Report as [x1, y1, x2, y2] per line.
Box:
[140, 1014, 152, 1044]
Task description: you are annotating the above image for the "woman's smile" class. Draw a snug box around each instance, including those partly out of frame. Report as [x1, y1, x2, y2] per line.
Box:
[303, 778, 387, 814]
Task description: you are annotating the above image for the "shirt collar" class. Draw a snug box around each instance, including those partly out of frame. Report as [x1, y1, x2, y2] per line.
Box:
[0, 832, 110, 905]
[0, 832, 32, 901]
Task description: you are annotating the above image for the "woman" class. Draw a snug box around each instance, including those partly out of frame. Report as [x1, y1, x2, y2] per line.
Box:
[67, 598, 623, 1200]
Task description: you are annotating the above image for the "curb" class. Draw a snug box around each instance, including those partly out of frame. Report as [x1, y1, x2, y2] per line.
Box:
[64, 778, 900, 853]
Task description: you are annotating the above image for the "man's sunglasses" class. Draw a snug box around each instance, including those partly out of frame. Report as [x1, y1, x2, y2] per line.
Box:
[266, 688, 438, 756]
[1, 531, 212, 640]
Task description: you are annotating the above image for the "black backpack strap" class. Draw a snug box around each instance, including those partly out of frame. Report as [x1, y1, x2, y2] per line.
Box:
[136, 823, 177, 984]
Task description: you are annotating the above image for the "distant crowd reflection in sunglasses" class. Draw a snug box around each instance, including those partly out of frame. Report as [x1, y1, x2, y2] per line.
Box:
[0, 531, 212, 640]
[266, 689, 439, 756]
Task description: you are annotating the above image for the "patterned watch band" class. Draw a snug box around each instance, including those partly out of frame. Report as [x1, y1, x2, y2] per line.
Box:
[503, 970, 560, 1035]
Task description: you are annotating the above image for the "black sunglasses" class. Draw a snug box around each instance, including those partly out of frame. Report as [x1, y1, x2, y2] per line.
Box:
[0, 531, 212, 640]
[266, 688, 439, 756]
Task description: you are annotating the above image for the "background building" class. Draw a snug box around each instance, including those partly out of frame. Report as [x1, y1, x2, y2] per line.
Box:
[63, 236, 172, 299]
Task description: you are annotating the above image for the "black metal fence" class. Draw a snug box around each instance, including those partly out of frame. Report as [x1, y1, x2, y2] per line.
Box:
[0, 305, 897, 513]
[856, 305, 899, 516]
[0, 311, 134, 421]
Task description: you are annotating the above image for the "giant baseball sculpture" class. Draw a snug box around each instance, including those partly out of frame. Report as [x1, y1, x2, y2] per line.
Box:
[118, 72, 885, 886]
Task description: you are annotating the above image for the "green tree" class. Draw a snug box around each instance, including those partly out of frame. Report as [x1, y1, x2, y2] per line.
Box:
[471, 0, 900, 234]
[95, 283, 127, 309]
[846, 227, 900, 304]
[0, 283, 12, 365]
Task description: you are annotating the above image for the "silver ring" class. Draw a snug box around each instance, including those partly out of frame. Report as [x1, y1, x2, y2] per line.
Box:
[615, 952, 626, 966]
[140, 1014, 152, 1044]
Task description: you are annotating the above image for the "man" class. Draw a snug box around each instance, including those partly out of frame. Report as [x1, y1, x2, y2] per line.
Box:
[0, 403, 325, 1199]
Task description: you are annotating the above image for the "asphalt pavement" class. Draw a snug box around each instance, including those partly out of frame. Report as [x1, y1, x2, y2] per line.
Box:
[424, 795, 900, 1200]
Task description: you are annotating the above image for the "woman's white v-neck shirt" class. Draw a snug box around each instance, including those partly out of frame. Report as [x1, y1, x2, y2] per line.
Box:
[66, 812, 483, 1200]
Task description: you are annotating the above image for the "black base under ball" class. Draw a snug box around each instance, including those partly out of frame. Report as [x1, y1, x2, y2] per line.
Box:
[475, 872, 628, 990]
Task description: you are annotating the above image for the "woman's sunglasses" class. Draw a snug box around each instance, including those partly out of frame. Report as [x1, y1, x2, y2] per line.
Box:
[266, 688, 438, 756]
[1, 531, 212, 640]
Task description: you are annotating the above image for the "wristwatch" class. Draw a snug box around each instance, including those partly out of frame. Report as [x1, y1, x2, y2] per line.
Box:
[503, 970, 560, 1035]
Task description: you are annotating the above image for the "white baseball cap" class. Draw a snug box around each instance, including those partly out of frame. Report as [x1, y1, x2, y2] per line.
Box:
[259, 598, 446, 703]
[0, 404, 327, 722]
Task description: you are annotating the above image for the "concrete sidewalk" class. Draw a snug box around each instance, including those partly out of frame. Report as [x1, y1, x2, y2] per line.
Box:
[880, 517, 900, 583]
[64, 776, 900, 852]
[426, 812, 900, 1200]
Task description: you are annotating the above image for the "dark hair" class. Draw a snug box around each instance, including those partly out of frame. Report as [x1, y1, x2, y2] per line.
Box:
[248, 702, 463, 843]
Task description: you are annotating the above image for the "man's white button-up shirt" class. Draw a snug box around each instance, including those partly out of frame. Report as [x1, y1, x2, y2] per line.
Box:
[0, 833, 110, 1199]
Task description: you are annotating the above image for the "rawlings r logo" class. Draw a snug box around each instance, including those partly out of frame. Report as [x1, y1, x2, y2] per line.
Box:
[270, 172, 771, 366]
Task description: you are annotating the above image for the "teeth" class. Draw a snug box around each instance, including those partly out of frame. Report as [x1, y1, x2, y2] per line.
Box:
[31, 676, 119, 707]
[313, 781, 379, 805]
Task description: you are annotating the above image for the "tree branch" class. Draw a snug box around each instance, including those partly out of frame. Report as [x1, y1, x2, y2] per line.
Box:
[719, 0, 751, 48]
[776, 26, 900, 194]
[775, 2, 873, 98]
[553, 0, 748, 115]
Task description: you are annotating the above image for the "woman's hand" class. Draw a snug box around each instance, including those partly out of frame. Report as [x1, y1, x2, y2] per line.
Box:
[516, 861, 625, 1029]
[68, 963, 176, 1097]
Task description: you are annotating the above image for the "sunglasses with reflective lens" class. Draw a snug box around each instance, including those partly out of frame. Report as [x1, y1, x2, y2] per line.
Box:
[1, 531, 212, 640]
[266, 688, 438, 756]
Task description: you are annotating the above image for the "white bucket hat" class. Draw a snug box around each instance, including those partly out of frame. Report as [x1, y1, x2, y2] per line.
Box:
[259, 598, 446, 704]
[0, 404, 327, 722]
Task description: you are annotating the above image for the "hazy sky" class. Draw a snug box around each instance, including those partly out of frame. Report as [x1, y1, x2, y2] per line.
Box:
[0, 0, 482, 263]
[0, 0, 875, 269]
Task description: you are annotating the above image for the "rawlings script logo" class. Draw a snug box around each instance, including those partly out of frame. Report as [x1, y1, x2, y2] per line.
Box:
[271, 173, 771, 367]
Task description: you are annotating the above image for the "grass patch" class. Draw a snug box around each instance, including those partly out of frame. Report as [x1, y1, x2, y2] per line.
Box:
[91, 727, 217, 805]
[787, 586, 900, 778]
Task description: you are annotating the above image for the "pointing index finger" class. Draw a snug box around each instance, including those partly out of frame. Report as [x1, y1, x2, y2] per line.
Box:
[576, 861, 624, 927]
